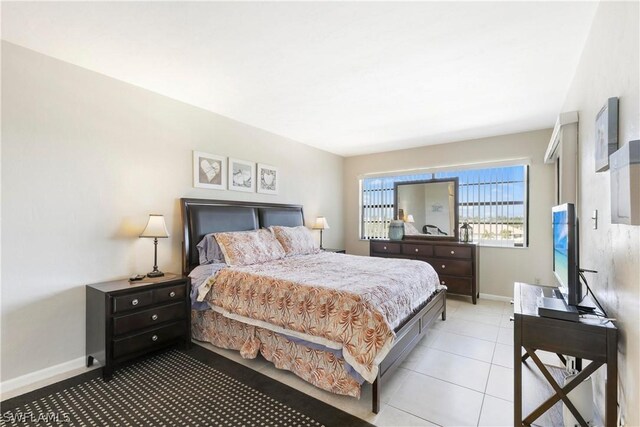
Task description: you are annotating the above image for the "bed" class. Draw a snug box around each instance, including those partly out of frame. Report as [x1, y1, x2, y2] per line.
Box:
[181, 198, 446, 413]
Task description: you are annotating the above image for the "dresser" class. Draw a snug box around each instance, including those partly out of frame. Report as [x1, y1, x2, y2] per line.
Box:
[86, 274, 190, 380]
[370, 239, 479, 303]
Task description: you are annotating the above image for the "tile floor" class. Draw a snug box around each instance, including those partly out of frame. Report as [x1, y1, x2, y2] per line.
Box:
[198, 295, 523, 426]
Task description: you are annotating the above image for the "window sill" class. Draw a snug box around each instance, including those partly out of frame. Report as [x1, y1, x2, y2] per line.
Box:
[478, 243, 528, 249]
[359, 238, 528, 248]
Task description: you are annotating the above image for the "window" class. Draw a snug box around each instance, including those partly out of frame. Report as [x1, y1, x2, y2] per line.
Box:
[360, 165, 528, 247]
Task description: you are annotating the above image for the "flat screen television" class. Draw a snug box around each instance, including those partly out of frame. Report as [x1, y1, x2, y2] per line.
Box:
[552, 203, 581, 305]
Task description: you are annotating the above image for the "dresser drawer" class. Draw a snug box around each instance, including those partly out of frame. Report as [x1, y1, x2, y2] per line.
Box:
[370, 241, 401, 254]
[112, 322, 184, 359]
[439, 276, 472, 295]
[402, 244, 433, 257]
[113, 302, 186, 336]
[434, 245, 472, 259]
[112, 291, 153, 313]
[153, 284, 186, 304]
[430, 259, 473, 276]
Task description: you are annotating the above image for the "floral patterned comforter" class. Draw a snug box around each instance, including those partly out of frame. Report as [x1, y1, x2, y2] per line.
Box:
[198, 252, 441, 383]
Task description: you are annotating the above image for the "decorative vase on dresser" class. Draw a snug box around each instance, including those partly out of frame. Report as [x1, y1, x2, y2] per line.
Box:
[370, 239, 479, 304]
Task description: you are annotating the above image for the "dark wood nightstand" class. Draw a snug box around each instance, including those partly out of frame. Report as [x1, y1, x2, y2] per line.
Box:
[86, 273, 190, 380]
[322, 248, 346, 254]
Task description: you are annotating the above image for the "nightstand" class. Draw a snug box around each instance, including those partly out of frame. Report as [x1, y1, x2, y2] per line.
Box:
[323, 248, 346, 254]
[86, 273, 190, 380]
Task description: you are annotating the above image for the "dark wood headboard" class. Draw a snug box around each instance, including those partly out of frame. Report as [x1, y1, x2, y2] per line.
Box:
[180, 198, 304, 275]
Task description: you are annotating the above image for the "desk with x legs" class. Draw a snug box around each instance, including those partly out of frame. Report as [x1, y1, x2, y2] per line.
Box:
[513, 282, 618, 427]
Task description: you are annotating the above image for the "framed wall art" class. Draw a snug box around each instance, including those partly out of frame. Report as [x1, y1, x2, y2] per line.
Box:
[193, 151, 226, 190]
[228, 158, 256, 192]
[595, 97, 619, 172]
[257, 163, 279, 195]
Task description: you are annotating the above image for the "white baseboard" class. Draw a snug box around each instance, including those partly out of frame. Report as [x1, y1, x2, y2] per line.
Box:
[0, 356, 95, 400]
[479, 293, 513, 302]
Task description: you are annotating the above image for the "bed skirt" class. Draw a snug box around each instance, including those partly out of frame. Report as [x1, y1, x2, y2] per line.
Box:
[191, 309, 362, 398]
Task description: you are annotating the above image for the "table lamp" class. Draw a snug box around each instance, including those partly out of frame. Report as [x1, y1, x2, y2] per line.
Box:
[140, 214, 170, 277]
[405, 214, 415, 223]
[312, 217, 330, 250]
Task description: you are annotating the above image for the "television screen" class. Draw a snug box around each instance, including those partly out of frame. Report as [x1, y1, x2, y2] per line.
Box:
[552, 203, 580, 305]
[553, 210, 569, 289]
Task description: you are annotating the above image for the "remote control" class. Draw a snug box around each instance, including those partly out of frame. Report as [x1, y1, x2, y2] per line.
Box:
[129, 274, 146, 281]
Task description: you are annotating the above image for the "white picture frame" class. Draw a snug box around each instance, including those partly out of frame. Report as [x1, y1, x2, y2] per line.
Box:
[193, 151, 226, 190]
[595, 97, 619, 172]
[228, 158, 256, 192]
[257, 163, 279, 195]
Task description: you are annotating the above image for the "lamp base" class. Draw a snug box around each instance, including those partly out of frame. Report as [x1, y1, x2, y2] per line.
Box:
[146, 270, 164, 278]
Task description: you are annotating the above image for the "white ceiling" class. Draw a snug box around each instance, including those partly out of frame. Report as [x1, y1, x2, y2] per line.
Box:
[1, 2, 598, 156]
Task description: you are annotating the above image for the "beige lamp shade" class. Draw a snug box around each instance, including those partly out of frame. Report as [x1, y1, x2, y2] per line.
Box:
[312, 216, 330, 230]
[405, 214, 415, 223]
[140, 214, 170, 238]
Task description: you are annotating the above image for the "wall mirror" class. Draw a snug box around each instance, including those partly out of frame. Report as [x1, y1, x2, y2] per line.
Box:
[394, 178, 459, 240]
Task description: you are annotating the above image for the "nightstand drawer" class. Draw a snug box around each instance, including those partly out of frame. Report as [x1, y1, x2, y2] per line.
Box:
[439, 276, 472, 295]
[434, 245, 472, 259]
[402, 244, 433, 257]
[430, 259, 473, 276]
[112, 322, 184, 359]
[153, 284, 185, 304]
[113, 302, 186, 336]
[112, 291, 153, 313]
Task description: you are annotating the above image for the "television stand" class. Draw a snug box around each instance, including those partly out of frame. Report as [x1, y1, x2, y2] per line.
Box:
[514, 282, 618, 427]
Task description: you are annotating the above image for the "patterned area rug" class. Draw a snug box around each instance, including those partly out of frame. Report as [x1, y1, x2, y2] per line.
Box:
[1, 347, 372, 427]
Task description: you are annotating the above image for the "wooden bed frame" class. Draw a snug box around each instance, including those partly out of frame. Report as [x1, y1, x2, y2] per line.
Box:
[180, 198, 446, 413]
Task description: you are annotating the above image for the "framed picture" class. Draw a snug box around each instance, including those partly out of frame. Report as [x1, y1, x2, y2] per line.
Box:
[228, 158, 256, 192]
[595, 97, 619, 172]
[193, 151, 226, 190]
[257, 163, 279, 195]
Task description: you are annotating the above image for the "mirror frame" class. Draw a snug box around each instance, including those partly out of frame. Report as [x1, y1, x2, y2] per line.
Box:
[394, 178, 459, 241]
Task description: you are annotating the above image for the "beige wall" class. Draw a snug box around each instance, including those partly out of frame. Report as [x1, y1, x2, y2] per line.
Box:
[1, 42, 344, 382]
[559, 2, 639, 424]
[344, 129, 556, 298]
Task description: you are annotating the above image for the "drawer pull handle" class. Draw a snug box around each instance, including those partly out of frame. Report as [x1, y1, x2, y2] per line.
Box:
[151, 335, 158, 342]
[451, 250, 455, 255]
[169, 291, 176, 298]
[131, 299, 139, 306]
[383, 246, 387, 250]
[415, 248, 419, 252]
[151, 314, 158, 321]
[442, 265, 446, 269]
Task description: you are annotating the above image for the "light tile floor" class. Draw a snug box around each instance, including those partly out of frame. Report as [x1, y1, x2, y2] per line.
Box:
[198, 295, 522, 426]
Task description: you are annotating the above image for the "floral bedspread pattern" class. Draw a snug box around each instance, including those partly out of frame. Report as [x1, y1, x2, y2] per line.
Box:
[192, 309, 362, 397]
[199, 252, 441, 383]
